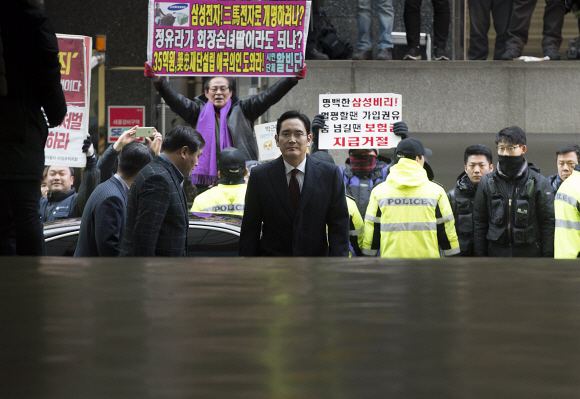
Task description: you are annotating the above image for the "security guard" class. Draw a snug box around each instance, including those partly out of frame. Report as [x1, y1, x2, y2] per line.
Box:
[362, 138, 460, 258]
[554, 164, 580, 258]
[191, 147, 247, 216]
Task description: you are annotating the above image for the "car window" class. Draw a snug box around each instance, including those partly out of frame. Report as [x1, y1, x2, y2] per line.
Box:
[45, 232, 79, 256]
[187, 226, 239, 256]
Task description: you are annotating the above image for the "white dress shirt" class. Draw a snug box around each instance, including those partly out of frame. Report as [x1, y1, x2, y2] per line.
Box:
[283, 157, 306, 192]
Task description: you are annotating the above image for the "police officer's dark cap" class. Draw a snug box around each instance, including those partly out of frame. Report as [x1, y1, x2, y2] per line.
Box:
[219, 147, 245, 174]
[395, 138, 433, 160]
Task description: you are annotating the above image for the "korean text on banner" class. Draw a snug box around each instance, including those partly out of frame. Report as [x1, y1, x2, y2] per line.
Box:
[108, 106, 146, 143]
[318, 93, 403, 150]
[254, 121, 281, 162]
[47, 35, 91, 168]
[147, 0, 311, 77]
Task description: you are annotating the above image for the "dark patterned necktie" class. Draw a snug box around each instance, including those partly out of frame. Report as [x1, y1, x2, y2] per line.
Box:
[289, 168, 300, 213]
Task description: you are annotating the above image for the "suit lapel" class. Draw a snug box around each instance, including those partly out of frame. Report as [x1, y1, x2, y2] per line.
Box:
[296, 154, 320, 214]
[268, 157, 294, 222]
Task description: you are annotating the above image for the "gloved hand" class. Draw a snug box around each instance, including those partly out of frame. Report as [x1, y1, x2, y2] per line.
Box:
[295, 63, 307, 80]
[393, 121, 409, 139]
[82, 138, 95, 158]
[312, 113, 327, 135]
[310, 113, 327, 154]
[144, 62, 156, 80]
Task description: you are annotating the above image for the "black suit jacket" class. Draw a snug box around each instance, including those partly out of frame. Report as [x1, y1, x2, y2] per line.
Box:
[240, 154, 349, 256]
[120, 156, 189, 257]
[74, 176, 127, 257]
[0, 3, 66, 180]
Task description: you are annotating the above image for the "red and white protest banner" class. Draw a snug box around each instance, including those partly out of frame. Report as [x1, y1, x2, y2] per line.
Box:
[45, 35, 92, 167]
[318, 93, 403, 150]
[108, 106, 146, 143]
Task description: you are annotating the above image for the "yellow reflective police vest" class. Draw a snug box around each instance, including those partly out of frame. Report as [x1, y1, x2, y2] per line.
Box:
[362, 158, 460, 258]
[190, 184, 247, 216]
[554, 169, 580, 259]
[347, 196, 364, 257]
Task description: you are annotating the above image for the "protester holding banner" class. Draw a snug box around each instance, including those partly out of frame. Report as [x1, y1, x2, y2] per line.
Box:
[0, 1, 67, 255]
[40, 140, 100, 223]
[145, 64, 306, 187]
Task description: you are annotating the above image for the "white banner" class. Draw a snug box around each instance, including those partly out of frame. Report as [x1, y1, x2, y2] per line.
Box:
[318, 93, 403, 150]
[46, 35, 92, 167]
[254, 121, 281, 162]
[44, 105, 88, 167]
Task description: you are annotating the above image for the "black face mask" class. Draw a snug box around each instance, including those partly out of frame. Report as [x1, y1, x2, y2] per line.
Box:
[498, 154, 524, 179]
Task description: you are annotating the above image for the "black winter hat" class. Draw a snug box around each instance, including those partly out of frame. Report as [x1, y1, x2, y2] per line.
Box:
[218, 147, 245, 174]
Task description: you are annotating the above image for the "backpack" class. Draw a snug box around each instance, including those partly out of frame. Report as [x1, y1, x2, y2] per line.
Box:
[317, 8, 353, 60]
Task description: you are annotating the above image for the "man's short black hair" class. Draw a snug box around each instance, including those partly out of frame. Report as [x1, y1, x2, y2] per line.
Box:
[203, 76, 237, 96]
[556, 143, 580, 162]
[118, 142, 155, 178]
[464, 144, 493, 165]
[161, 125, 205, 154]
[495, 126, 527, 146]
[276, 110, 311, 136]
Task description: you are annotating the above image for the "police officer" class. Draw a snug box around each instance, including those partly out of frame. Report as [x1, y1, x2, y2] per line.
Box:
[191, 147, 247, 216]
[310, 114, 411, 216]
[447, 145, 494, 256]
[473, 126, 554, 257]
[362, 138, 459, 258]
[311, 151, 364, 257]
[548, 144, 580, 192]
[554, 164, 580, 258]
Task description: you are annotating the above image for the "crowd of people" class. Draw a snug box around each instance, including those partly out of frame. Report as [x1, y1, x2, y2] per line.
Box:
[305, 0, 580, 61]
[3, 0, 580, 259]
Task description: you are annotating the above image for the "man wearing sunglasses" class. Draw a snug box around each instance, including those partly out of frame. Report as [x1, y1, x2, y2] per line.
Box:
[473, 126, 554, 257]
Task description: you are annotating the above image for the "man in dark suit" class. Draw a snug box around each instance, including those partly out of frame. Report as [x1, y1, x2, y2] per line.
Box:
[240, 111, 349, 257]
[0, 1, 66, 255]
[120, 126, 205, 257]
[74, 143, 155, 257]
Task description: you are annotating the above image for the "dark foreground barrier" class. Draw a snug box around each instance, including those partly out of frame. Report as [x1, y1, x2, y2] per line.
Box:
[1, 257, 579, 398]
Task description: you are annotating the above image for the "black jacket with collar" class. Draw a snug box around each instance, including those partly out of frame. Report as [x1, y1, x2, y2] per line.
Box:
[120, 155, 189, 257]
[472, 160, 555, 257]
[40, 158, 100, 223]
[447, 172, 478, 256]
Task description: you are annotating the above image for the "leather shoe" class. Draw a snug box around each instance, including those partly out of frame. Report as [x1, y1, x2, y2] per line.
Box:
[352, 50, 372, 60]
[376, 48, 393, 60]
[306, 48, 329, 60]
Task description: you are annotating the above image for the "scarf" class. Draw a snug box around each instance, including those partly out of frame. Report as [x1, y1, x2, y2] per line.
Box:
[498, 155, 525, 179]
[191, 99, 233, 185]
[349, 153, 377, 174]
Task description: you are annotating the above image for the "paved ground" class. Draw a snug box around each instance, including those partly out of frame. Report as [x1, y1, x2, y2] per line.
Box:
[2, 256, 580, 398]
